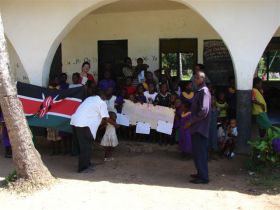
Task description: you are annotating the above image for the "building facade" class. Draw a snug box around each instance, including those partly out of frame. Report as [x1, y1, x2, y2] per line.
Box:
[1, 0, 280, 148]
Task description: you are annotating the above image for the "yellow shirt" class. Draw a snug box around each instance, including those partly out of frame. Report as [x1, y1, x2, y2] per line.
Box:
[252, 88, 267, 115]
[182, 91, 194, 100]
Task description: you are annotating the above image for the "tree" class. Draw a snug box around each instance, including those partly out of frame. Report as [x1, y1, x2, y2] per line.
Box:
[0, 14, 53, 186]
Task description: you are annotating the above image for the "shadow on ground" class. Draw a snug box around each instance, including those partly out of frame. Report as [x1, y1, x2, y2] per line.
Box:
[0, 138, 279, 196]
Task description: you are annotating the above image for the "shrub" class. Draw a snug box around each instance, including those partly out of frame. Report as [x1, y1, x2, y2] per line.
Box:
[249, 126, 280, 166]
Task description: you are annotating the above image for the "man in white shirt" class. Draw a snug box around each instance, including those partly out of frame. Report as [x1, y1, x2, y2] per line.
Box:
[70, 90, 109, 173]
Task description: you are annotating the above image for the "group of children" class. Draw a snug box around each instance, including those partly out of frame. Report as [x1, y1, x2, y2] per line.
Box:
[98, 58, 239, 160]
[0, 59, 239, 161]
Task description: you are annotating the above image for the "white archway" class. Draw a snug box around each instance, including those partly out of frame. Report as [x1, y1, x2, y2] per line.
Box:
[1, 0, 279, 147]
[59, 0, 235, 84]
[43, 0, 229, 86]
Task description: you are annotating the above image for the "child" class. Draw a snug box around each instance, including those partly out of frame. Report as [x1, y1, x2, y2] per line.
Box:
[180, 81, 194, 105]
[226, 119, 238, 159]
[59, 73, 69, 90]
[135, 84, 146, 104]
[0, 110, 12, 158]
[227, 76, 237, 119]
[48, 78, 62, 155]
[48, 77, 60, 90]
[178, 102, 192, 158]
[217, 119, 228, 157]
[208, 84, 218, 157]
[99, 70, 116, 92]
[122, 57, 134, 78]
[100, 112, 119, 161]
[252, 77, 271, 137]
[170, 92, 178, 109]
[125, 77, 136, 96]
[115, 88, 127, 113]
[134, 57, 149, 86]
[69, 72, 83, 88]
[58, 73, 72, 154]
[105, 87, 117, 113]
[155, 82, 171, 107]
[170, 77, 181, 96]
[144, 82, 157, 104]
[216, 91, 228, 122]
[143, 71, 155, 91]
[173, 98, 182, 144]
[128, 94, 136, 103]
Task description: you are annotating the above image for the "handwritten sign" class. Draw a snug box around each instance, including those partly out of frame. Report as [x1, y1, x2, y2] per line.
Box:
[122, 100, 175, 130]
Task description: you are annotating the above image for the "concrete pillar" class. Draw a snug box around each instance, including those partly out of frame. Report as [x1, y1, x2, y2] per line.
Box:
[236, 90, 252, 152]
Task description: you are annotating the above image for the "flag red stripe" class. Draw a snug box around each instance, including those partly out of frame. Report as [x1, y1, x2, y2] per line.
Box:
[49, 100, 80, 115]
[19, 98, 80, 116]
[19, 98, 42, 114]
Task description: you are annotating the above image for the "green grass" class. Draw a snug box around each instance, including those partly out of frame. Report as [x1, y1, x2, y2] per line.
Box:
[2, 171, 17, 187]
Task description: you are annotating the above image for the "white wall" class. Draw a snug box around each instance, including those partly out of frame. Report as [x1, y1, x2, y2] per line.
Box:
[62, 9, 221, 80]
[6, 39, 29, 83]
[2, 0, 279, 89]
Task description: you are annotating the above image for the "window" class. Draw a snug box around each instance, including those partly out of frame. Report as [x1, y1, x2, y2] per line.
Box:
[160, 39, 197, 81]
[258, 37, 280, 81]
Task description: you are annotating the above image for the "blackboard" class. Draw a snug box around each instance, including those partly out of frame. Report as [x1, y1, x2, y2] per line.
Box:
[203, 40, 234, 85]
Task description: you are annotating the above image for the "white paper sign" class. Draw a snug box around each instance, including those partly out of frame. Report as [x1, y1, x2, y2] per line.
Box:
[156, 120, 173, 135]
[116, 113, 130, 127]
[122, 100, 175, 129]
[136, 122, 151, 135]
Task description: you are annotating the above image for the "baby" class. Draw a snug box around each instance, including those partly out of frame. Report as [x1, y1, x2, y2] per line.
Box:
[226, 119, 238, 159]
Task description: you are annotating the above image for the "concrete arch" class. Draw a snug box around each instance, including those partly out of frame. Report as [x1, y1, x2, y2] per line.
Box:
[43, 0, 234, 86]
[43, 0, 280, 90]
[2, 0, 279, 88]
[42, 0, 118, 86]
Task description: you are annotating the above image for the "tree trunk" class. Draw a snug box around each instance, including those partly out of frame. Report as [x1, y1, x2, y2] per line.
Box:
[0, 14, 53, 184]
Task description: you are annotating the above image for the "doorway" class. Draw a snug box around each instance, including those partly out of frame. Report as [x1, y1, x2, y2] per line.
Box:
[49, 44, 62, 81]
[159, 38, 198, 81]
[98, 40, 128, 80]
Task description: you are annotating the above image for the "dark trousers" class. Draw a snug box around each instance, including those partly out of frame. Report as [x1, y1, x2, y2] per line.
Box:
[191, 133, 209, 181]
[72, 126, 94, 172]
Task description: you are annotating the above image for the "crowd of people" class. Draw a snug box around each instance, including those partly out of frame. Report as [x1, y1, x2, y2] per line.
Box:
[0, 56, 271, 184]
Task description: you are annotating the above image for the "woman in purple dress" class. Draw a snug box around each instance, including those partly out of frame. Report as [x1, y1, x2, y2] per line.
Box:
[178, 102, 192, 157]
[0, 111, 12, 158]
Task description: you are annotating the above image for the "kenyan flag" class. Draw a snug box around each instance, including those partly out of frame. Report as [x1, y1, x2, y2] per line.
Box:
[16, 82, 86, 133]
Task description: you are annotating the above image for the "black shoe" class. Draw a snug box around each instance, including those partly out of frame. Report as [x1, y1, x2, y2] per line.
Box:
[190, 178, 209, 184]
[78, 165, 95, 173]
[190, 174, 199, 179]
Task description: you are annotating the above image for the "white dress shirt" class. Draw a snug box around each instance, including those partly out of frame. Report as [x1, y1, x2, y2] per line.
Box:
[70, 96, 109, 139]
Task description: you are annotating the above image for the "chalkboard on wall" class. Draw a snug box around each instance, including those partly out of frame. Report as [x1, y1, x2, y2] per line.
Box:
[203, 40, 234, 86]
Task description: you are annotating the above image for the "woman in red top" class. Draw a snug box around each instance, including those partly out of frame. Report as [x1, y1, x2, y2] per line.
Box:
[79, 61, 95, 85]
[125, 77, 136, 96]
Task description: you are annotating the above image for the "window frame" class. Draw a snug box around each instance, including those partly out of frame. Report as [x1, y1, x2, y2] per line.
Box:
[259, 37, 280, 82]
[159, 38, 198, 80]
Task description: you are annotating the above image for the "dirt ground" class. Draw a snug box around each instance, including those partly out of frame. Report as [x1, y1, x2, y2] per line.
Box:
[0, 139, 279, 210]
